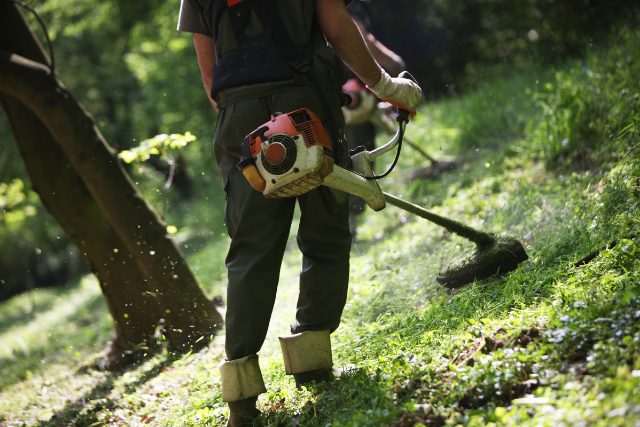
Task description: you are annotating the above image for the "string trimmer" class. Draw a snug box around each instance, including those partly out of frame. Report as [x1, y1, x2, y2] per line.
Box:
[342, 78, 458, 178]
[237, 75, 527, 287]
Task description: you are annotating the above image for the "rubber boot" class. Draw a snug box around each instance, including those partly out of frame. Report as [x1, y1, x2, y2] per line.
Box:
[279, 330, 335, 388]
[227, 397, 260, 427]
[220, 355, 267, 426]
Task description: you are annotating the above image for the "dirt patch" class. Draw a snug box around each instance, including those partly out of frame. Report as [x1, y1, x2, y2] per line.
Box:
[391, 405, 445, 427]
[513, 327, 541, 347]
[459, 377, 540, 409]
[446, 327, 543, 409]
[451, 327, 541, 368]
[482, 327, 510, 353]
[451, 336, 485, 368]
[407, 159, 460, 181]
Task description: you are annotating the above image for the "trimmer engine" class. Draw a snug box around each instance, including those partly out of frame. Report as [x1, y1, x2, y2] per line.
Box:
[240, 107, 386, 210]
[238, 108, 335, 198]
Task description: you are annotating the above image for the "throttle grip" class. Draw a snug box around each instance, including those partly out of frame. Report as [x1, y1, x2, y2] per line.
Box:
[395, 71, 418, 123]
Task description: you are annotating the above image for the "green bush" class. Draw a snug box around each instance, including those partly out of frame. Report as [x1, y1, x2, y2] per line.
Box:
[367, 0, 639, 94]
[528, 28, 640, 169]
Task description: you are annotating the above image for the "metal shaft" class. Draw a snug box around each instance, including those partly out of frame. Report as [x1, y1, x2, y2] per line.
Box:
[383, 192, 495, 247]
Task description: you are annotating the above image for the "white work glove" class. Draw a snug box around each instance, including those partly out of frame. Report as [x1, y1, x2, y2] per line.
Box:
[368, 69, 423, 115]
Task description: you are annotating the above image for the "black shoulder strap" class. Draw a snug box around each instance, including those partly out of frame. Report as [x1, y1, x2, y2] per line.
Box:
[226, 0, 253, 46]
[209, 0, 227, 39]
[254, 1, 319, 76]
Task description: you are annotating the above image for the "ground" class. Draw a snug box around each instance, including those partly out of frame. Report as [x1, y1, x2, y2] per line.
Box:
[1, 27, 639, 427]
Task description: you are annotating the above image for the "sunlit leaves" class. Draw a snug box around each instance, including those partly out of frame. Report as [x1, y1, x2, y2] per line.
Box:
[0, 179, 38, 231]
[118, 132, 197, 164]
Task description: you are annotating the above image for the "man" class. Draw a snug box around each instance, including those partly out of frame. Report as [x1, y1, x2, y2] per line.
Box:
[177, 0, 422, 424]
[343, 0, 406, 237]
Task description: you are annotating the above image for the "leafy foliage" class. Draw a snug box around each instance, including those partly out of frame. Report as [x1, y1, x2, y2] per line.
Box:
[0, 179, 36, 231]
[1, 21, 639, 426]
[527, 28, 640, 170]
[118, 132, 196, 164]
[2, 0, 224, 297]
[0, 177, 84, 300]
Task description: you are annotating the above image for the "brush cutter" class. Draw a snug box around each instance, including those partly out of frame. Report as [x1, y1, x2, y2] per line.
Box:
[238, 74, 528, 287]
[342, 78, 458, 176]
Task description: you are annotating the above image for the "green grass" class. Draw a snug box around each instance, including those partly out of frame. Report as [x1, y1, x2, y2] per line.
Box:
[1, 27, 639, 426]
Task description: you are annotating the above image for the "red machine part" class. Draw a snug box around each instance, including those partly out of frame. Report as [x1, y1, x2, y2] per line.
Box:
[246, 108, 333, 160]
[240, 108, 333, 193]
[342, 78, 367, 94]
[342, 78, 367, 109]
[264, 142, 286, 165]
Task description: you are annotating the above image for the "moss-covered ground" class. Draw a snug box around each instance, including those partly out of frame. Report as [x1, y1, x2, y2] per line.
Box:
[1, 28, 639, 426]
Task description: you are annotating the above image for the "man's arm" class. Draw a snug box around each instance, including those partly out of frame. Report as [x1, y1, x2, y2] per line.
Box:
[316, 0, 422, 112]
[177, 0, 217, 109]
[315, 0, 380, 87]
[193, 33, 218, 111]
[356, 21, 405, 76]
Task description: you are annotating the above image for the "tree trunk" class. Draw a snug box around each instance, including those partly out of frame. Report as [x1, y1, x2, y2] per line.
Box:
[2, 96, 163, 368]
[0, 0, 222, 361]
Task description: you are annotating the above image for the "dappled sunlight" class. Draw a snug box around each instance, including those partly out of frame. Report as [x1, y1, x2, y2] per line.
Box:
[1, 1, 639, 424]
[0, 276, 104, 363]
[0, 276, 110, 397]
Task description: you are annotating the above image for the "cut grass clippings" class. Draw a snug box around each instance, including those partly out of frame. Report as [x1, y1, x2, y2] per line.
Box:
[1, 27, 639, 427]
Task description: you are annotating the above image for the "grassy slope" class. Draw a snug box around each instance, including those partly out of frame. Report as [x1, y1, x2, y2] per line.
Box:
[1, 28, 639, 426]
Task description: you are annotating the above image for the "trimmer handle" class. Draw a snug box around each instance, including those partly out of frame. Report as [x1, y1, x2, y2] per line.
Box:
[395, 71, 418, 123]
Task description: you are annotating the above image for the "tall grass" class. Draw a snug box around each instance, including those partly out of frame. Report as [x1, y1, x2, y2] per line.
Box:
[1, 26, 639, 427]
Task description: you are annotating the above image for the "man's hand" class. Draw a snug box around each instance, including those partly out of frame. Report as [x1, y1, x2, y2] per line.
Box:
[368, 69, 423, 114]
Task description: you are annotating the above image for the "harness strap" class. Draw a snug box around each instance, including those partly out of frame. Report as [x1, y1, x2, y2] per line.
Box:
[226, 0, 252, 48]
[212, 0, 318, 56]
[211, 0, 226, 42]
[256, 1, 314, 84]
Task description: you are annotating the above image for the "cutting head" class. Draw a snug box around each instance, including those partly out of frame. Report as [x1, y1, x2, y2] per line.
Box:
[436, 235, 528, 288]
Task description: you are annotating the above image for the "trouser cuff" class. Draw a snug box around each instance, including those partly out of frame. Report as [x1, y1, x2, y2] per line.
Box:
[220, 354, 267, 402]
[279, 330, 332, 374]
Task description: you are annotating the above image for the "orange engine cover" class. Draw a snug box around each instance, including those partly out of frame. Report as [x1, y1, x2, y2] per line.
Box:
[238, 108, 335, 197]
[241, 108, 332, 163]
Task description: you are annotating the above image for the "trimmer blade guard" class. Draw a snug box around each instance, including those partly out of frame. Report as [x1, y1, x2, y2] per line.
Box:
[436, 235, 528, 288]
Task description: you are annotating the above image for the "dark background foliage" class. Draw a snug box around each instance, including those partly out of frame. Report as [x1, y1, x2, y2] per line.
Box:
[1, 0, 638, 300]
[364, 0, 640, 94]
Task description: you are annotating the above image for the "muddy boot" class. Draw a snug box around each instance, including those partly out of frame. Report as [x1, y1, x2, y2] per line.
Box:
[220, 355, 267, 426]
[279, 330, 335, 388]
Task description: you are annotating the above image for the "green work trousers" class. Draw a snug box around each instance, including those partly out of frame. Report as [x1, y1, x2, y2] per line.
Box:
[214, 82, 352, 361]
